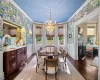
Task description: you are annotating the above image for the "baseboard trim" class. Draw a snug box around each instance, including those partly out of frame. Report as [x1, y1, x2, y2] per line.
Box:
[0, 72, 4, 80]
[27, 53, 35, 63]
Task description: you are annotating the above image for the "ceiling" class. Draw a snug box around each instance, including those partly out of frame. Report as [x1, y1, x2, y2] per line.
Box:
[14, 0, 85, 23]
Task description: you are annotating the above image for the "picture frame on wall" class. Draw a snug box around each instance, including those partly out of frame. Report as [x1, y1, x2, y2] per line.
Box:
[69, 34, 72, 38]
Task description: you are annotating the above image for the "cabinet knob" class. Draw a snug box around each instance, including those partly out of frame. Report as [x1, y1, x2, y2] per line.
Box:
[13, 63, 15, 66]
[12, 52, 14, 55]
[12, 56, 15, 58]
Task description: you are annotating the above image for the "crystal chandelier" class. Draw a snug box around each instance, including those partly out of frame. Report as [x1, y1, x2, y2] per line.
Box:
[44, 9, 56, 32]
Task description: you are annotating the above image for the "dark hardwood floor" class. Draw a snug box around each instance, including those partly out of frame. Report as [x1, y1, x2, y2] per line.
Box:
[4, 53, 98, 80]
[67, 54, 98, 80]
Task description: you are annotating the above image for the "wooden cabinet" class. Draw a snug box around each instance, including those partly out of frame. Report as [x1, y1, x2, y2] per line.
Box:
[22, 47, 27, 62]
[3, 47, 27, 76]
[16, 49, 22, 68]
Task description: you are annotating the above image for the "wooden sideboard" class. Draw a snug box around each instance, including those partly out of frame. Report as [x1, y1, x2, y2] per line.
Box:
[3, 46, 27, 77]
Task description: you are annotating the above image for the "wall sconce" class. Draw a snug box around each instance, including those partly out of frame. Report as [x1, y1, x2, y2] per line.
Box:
[69, 34, 72, 38]
[29, 29, 32, 36]
[21, 27, 26, 33]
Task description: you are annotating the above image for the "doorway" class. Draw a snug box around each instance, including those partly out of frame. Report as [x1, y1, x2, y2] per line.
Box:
[75, 16, 99, 80]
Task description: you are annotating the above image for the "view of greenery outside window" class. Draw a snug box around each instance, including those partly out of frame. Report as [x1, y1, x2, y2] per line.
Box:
[46, 37, 54, 45]
[36, 36, 42, 45]
[59, 36, 64, 45]
[87, 35, 95, 44]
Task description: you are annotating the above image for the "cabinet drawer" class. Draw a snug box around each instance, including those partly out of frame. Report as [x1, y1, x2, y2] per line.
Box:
[9, 61, 16, 72]
[9, 51, 16, 61]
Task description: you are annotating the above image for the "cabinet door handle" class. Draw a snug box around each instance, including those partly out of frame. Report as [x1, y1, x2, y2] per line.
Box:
[13, 63, 15, 66]
[18, 53, 20, 55]
[12, 56, 15, 58]
[12, 52, 14, 55]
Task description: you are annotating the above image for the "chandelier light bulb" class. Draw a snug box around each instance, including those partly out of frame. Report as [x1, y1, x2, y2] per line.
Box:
[44, 9, 56, 32]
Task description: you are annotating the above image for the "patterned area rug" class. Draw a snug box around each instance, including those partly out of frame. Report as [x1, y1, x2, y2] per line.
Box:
[14, 56, 85, 80]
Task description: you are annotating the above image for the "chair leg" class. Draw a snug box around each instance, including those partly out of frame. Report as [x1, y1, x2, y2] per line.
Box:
[65, 63, 66, 68]
[55, 72, 57, 80]
[36, 65, 37, 73]
[38, 64, 39, 68]
[45, 72, 47, 80]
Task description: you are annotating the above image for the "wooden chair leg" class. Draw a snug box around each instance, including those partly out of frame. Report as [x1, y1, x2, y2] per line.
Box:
[36, 65, 37, 73]
[45, 72, 47, 80]
[38, 64, 39, 68]
[65, 63, 66, 68]
[55, 72, 57, 80]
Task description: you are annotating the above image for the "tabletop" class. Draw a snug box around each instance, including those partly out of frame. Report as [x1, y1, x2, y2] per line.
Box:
[39, 47, 59, 56]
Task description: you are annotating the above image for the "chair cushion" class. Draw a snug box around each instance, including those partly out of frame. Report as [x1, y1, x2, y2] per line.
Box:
[58, 57, 64, 62]
[45, 66, 58, 74]
[38, 57, 44, 64]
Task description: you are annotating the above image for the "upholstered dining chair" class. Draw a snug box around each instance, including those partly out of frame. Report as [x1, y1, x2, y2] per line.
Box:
[35, 51, 44, 73]
[40, 46, 42, 50]
[44, 58, 58, 80]
[58, 48, 68, 71]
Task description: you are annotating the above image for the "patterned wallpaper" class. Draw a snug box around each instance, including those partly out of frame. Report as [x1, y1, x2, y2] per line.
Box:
[68, 22, 74, 44]
[0, 0, 32, 44]
[0, 17, 3, 50]
[68, 0, 100, 44]
[71, 0, 100, 22]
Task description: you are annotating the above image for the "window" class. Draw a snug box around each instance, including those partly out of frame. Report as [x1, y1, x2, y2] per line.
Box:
[87, 27, 96, 44]
[59, 36, 64, 45]
[36, 36, 42, 45]
[58, 25, 64, 45]
[87, 27, 95, 35]
[46, 37, 54, 45]
[36, 26, 42, 45]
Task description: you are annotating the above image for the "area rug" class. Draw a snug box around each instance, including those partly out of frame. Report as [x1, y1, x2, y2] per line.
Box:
[14, 56, 85, 80]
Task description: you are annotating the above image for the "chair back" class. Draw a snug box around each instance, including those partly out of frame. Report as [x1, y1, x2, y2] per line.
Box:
[40, 46, 42, 50]
[36, 50, 41, 61]
[45, 58, 58, 74]
[59, 47, 68, 62]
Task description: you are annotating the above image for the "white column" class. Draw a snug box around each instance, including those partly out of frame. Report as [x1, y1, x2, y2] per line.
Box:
[0, 51, 4, 80]
[63, 23, 68, 51]
[0, 17, 4, 80]
[98, 14, 100, 80]
[32, 24, 36, 53]
[74, 24, 78, 60]
[42, 25, 46, 47]
[54, 25, 58, 47]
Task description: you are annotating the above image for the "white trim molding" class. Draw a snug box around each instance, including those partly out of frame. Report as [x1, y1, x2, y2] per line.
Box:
[98, 13, 100, 80]
[0, 51, 4, 80]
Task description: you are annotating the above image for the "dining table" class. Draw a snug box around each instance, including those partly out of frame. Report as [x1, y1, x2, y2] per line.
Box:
[39, 47, 59, 57]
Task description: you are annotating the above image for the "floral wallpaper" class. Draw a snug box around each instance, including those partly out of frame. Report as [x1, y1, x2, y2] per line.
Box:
[0, 0, 32, 44]
[71, 0, 100, 22]
[68, 22, 74, 44]
[0, 17, 3, 50]
[68, 0, 100, 44]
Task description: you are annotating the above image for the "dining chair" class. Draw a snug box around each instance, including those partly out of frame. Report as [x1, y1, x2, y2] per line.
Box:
[58, 48, 68, 71]
[35, 51, 44, 73]
[44, 58, 58, 80]
[40, 46, 42, 50]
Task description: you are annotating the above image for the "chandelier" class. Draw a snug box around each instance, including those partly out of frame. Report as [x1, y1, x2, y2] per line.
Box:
[44, 9, 56, 32]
